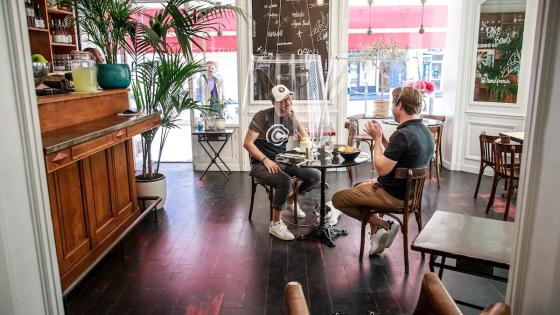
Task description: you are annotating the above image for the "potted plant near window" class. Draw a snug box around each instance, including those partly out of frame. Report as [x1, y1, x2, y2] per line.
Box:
[208, 98, 229, 130]
[358, 39, 407, 118]
[63, 0, 137, 89]
[129, 0, 245, 209]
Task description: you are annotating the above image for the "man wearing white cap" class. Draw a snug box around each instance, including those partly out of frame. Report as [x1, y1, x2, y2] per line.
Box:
[243, 84, 320, 240]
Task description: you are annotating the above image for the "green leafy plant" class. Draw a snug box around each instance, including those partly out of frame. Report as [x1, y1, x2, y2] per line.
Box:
[59, 0, 138, 64]
[129, 0, 247, 180]
[207, 97, 230, 119]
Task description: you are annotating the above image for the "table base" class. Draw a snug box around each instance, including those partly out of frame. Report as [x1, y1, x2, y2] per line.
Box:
[298, 223, 348, 247]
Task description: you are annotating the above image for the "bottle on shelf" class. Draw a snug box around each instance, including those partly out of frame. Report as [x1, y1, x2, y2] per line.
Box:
[34, 3, 45, 28]
[25, 0, 35, 28]
[197, 114, 205, 131]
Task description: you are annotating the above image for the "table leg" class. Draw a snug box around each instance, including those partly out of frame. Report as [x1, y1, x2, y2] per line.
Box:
[439, 256, 446, 278]
[297, 168, 348, 247]
[429, 254, 436, 272]
[198, 136, 231, 181]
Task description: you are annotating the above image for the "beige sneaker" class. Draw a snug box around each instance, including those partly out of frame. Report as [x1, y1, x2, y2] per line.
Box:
[287, 202, 306, 218]
[269, 221, 295, 240]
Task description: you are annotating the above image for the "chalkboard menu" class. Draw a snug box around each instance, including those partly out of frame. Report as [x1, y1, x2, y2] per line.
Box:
[252, 0, 329, 79]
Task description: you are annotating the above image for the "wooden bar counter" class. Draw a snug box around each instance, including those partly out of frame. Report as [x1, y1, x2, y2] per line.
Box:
[38, 89, 160, 293]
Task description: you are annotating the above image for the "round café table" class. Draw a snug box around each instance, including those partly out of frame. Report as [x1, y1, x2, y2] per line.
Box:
[276, 151, 370, 247]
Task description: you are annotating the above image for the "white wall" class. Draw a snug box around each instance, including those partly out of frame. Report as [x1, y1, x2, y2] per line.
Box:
[0, 1, 63, 314]
[507, 0, 560, 313]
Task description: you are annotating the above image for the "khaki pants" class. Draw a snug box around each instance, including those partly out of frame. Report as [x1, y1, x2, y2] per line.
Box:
[332, 178, 403, 221]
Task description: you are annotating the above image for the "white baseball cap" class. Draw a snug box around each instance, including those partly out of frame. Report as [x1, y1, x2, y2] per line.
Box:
[271, 84, 293, 102]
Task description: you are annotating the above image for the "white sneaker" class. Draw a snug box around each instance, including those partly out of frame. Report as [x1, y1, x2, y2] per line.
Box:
[369, 230, 387, 256]
[269, 221, 295, 241]
[287, 202, 306, 218]
[383, 220, 400, 248]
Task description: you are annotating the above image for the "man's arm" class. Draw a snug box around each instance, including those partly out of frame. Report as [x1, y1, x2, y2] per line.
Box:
[243, 129, 281, 173]
[365, 121, 397, 176]
[292, 111, 309, 139]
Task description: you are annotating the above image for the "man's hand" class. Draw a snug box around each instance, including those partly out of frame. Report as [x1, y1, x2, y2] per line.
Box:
[365, 120, 383, 140]
[263, 158, 281, 173]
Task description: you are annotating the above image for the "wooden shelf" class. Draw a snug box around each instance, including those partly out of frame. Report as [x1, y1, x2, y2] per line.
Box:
[28, 27, 50, 33]
[51, 42, 76, 47]
[47, 8, 73, 15]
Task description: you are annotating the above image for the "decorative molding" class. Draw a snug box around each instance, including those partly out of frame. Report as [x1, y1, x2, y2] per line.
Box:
[464, 110, 526, 119]
[464, 119, 517, 162]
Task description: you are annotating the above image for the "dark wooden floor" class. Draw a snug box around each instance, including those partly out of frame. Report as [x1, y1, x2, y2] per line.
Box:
[66, 163, 513, 315]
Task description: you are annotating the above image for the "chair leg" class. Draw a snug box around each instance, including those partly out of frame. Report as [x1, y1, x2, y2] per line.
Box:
[474, 164, 486, 198]
[268, 186, 274, 221]
[435, 153, 441, 189]
[429, 158, 433, 179]
[347, 166, 353, 185]
[249, 180, 257, 220]
[293, 182, 300, 225]
[359, 215, 368, 260]
[486, 175, 500, 214]
[503, 178, 515, 220]
[402, 222, 409, 274]
[414, 210, 425, 260]
[439, 141, 443, 168]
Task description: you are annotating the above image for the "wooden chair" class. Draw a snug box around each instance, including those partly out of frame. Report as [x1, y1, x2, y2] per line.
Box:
[485, 140, 522, 220]
[412, 272, 462, 315]
[427, 125, 441, 188]
[248, 175, 302, 224]
[345, 114, 374, 184]
[358, 167, 428, 273]
[421, 114, 446, 168]
[474, 132, 501, 199]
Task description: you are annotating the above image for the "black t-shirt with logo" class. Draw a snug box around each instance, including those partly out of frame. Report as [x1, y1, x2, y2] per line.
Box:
[249, 107, 297, 165]
[378, 119, 435, 200]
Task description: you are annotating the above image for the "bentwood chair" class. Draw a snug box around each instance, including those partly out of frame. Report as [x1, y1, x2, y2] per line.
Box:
[421, 114, 446, 168]
[486, 140, 522, 220]
[344, 114, 374, 184]
[248, 175, 302, 224]
[474, 132, 501, 199]
[427, 125, 441, 188]
[358, 167, 429, 273]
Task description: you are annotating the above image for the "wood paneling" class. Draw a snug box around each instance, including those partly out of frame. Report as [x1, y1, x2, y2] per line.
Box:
[39, 91, 157, 292]
[49, 162, 91, 274]
[71, 134, 114, 160]
[112, 141, 134, 216]
[38, 90, 130, 133]
[86, 150, 117, 244]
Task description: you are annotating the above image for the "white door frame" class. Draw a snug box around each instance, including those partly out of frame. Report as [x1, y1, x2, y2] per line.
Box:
[0, 1, 64, 314]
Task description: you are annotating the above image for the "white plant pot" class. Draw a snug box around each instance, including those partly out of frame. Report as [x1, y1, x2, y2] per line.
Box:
[135, 174, 166, 210]
[374, 100, 390, 118]
[214, 118, 226, 130]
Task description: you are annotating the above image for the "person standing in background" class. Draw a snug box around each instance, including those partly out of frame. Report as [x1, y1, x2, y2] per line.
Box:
[201, 60, 224, 102]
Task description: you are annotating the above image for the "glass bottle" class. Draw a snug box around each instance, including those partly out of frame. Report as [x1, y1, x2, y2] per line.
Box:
[70, 51, 97, 92]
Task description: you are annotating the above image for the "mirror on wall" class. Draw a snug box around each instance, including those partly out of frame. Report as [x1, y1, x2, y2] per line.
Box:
[473, 0, 526, 104]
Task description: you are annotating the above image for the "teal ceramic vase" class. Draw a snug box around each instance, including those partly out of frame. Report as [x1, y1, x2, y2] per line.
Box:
[97, 64, 131, 89]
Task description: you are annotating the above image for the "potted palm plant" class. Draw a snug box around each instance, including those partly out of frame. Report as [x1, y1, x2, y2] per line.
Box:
[129, 0, 245, 209]
[62, 0, 137, 89]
